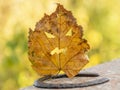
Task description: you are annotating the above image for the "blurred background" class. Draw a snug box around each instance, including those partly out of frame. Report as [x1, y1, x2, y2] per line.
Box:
[0, 0, 120, 90]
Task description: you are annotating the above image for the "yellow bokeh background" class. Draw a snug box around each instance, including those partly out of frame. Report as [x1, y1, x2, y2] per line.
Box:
[0, 0, 120, 90]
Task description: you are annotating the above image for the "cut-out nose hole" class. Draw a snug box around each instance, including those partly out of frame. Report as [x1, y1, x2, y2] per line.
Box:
[66, 29, 72, 36]
[45, 32, 55, 38]
[50, 47, 67, 55]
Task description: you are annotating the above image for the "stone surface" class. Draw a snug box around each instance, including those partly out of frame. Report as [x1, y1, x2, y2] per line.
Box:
[20, 59, 120, 90]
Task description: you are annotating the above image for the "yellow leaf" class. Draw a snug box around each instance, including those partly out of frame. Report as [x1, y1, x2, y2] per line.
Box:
[28, 4, 90, 78]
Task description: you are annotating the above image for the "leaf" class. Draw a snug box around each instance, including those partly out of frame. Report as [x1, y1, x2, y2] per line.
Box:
[28, 4, 90, 78]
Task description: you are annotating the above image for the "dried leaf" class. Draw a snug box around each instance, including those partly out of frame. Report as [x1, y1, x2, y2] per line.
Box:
[28, 4, 90, 78]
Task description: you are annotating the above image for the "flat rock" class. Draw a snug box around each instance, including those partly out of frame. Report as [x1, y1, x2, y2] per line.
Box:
[21, 59, 120, 90]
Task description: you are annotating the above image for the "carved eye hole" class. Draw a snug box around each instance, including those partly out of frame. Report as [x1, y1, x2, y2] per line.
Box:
[45, 31, 55, 38]
[66, 29, 72, 36]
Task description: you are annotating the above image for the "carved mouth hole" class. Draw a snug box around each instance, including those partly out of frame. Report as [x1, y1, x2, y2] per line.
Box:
[50, 47, 67, 55]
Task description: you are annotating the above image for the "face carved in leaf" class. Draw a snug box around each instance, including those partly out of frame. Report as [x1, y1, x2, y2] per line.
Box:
[28, 4, 90, 78]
